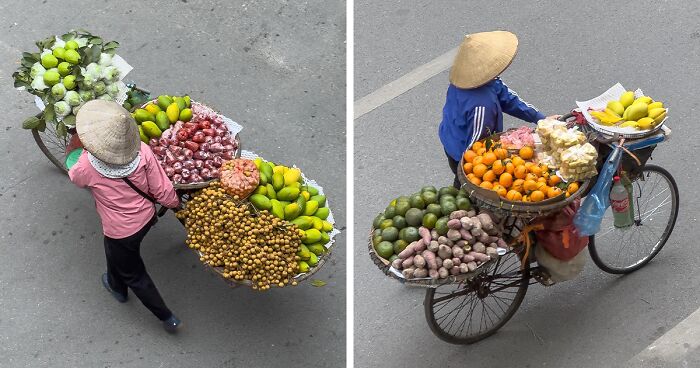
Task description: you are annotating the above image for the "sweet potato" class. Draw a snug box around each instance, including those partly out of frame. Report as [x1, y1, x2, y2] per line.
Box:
[466, 210, 477, 217]
[459, 263, 470, 274]
[459, 229, 473, 242]
[413, 268, 429, 278]
[442, 258, 454, 269]
[485, 247, 499, 258]
[413, 254, 426, 269]
[422, 250, 438, 270]
[455, 240, 469, 249]
[447, 219, 462, 230]
[467, 261, 478, 272]
[450, 265, 460, 276]
[462, 254, 475, 263]
[478, 232, 491, 244]
[437, 236, 452, 246]
[477, 213, 495, 231]
[435, 257, 443, 268]
[429, 269, 439, 279]
[428, 240, 440, 253]
[468, 251, 490, 262]
[470, 227, 483, 238]
[402, 267, 416, 279]
[473, 242, 486, 254]
[452, 246, 465, 259]
[447, 229, 462, 242]
[449, 210, 468, 220]
[418, 227, 432, 245]
[470, 216, 482, 230]
[452, 257, 461, 266]
[438, 267, 449, 279]
[497, 238, 508, 249]
[401, 256, 414, 269]
[413, 239, 427, 252]
[488, 242, 498, 249]
[398, 243, 416, 258]
[438, 244, 453, 260]
[430, 229, 439, 240]
[391, 258, 402, 269]
[460, 217, 474, 230]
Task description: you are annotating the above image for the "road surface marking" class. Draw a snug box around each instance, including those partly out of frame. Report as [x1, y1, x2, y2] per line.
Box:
[627, 306, 700, 366]
[354, 47, 458, 119]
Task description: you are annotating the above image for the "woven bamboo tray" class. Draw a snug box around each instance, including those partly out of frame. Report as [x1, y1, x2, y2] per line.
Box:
[458, 132, 592, 219]
[367, 228, 497, 288]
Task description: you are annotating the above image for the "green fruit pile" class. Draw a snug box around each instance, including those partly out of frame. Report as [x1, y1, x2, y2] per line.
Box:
[134, 94, 192, 142]
[372, 186, 471, 262]
[247, 158, 334, 273]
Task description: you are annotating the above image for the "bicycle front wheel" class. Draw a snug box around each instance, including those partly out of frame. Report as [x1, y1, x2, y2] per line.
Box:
[32, 125, 69, 175]
[589, 165, 678, 274]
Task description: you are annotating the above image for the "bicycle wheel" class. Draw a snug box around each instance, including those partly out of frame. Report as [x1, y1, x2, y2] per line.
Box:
[424, 248, 530, 344]
[589, 165, 678, 274]
[32, 125, 69, 175]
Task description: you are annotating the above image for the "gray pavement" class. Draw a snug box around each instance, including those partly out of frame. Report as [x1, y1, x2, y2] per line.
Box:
[355, 1, 700, 367]
[1, 1, 345, 367]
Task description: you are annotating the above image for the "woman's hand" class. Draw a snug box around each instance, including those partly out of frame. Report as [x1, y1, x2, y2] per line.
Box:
[546, 114, 562, 120]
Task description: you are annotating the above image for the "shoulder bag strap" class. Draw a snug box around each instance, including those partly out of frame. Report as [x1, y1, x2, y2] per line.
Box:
[121, 177, 156, 203]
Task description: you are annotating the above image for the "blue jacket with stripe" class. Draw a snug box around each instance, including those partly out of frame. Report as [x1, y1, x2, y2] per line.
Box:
[439, 78, 545, 162]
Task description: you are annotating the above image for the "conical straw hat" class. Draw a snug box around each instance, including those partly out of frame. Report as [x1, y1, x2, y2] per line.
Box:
[449, 31, 518, 89]
[75, 100, 140, 165]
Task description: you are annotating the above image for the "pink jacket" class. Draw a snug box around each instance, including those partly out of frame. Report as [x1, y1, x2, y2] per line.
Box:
[69, 142, 179, 239]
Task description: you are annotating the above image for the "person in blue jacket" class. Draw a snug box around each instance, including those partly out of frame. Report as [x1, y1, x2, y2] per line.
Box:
[439, 31, 557, 188]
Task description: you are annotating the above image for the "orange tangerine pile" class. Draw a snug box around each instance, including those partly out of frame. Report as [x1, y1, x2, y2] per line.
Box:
[463, 141, 580, 203]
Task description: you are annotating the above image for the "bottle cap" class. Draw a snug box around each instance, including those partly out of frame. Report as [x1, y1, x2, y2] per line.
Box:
[613, 176, 620, 182]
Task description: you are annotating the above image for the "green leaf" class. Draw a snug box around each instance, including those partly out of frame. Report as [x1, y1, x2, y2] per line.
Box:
[37, 119, 47, 132]
[62, 115, 76, 127]
[89, 36, 102, 45]
[21, 116, 41, 129]
[485, 138, 493, 151]
[22, 52, 37, 61]
[310, 280, 327, 287]
[13, 78, 30, 89]
[21, 58, 34, 68]
[43, 106, 55, 124]
[56, 121, 67, 138]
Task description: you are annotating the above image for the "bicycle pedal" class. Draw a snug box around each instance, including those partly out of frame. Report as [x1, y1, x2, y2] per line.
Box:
[533, 269, 556, 286]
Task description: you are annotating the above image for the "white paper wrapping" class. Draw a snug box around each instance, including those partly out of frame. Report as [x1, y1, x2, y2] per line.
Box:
[239, 149, 340, 253]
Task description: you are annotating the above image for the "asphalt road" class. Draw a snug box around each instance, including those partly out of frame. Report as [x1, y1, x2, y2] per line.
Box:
[355, 1, 699, 367]
[0, 1, 345, 367]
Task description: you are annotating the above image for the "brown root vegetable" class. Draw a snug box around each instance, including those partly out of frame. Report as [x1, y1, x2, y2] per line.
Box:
[489, 242, 498, 249]
[438, 267, 449, 279]
[459, 263, 470, 274]
[422, 250, 438, 270]
[471, 216, 482, 229]
[429, 269, 439, 279]
[438, 244, 453, 260]
[430, 229, 439, 240]
[473, 242, 486, 254]
[478, 232, 491, 244]
[449, 210, 468, 220]
[435, 257, 443, 268]
[497, 238, 508, 248]
[466, 210, 477, 217]
[452, 246, 465, 259]
[413, 254, 426, 269]
[447, 229, 462, 242]
[437, 236, 451, 246]
[442, 258, 454, 269]
[413, 268, 429, 278]
[486, 247, 499, 258]
[470, 227, 483, 238]
[401, 256, 414, 269]
[452, 257, 462, 266]
[467, 261, 478, 272]
[463, 254, 475, 262]
[413, 239, 427, 252]
[460, 217, 474, 230]
[418, 227, 432, 245]
[450, 265, 461, 276]
[428, 240, 440, 253]
[402, 267, 416, 279]
[455, 239, 468, 248]
[391, 258, 403, 269]
[477, 213, 495, 231]
[447, 219, 462, 230]
[487, 236, 501, 244]
[398, 243, 416, 258]
[459, 229, 473, 242]
[468, 251, 490, 262]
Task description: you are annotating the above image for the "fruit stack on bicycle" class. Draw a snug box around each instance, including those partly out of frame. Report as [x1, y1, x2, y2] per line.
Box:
[368, 83, 677, 344]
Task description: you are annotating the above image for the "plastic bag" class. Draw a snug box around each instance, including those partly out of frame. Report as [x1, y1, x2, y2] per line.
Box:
[535, 245, 588, 283]
[573, 146, 622, 236]
[534, 199, 589, 261]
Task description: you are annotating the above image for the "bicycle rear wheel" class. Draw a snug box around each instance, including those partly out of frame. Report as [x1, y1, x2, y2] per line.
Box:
[589, 165, 678, 274]
[32, 125, 69, 175]
[424, 248, 529, 344]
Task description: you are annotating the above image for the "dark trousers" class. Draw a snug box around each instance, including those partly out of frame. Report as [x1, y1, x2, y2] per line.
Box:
[103, 216, 172, 321]
[445, 151, 461, 189]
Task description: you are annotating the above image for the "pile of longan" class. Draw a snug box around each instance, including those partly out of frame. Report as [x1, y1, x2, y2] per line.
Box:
[176, 182, 302, 290]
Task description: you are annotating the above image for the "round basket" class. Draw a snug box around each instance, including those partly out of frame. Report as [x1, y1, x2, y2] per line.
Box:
[368, 228, 496, 288]
[458, 133, 592, 219]
[140, 100, 242, 190]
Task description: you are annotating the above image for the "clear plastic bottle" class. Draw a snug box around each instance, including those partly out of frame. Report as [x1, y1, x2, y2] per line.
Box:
[611, 176, 633, 227]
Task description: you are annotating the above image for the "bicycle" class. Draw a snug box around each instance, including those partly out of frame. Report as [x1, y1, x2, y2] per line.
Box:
[422, 111, 678, 344]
